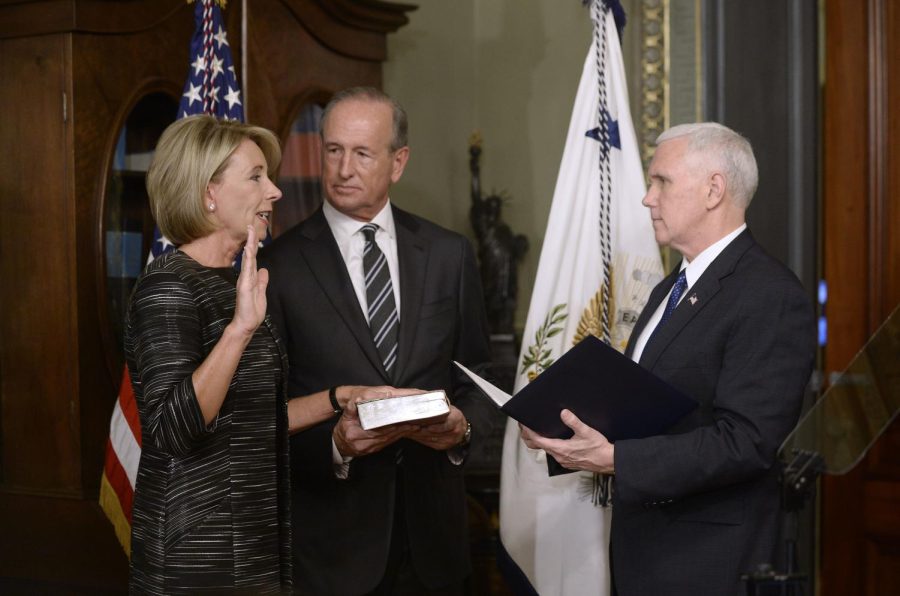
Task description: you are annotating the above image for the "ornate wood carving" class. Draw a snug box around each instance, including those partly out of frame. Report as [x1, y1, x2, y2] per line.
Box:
[640, 0, 667, 168]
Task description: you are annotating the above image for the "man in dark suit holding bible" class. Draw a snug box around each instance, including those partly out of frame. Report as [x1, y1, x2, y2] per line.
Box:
[260, 87, 492, 595]
[521, 122, 815, 595]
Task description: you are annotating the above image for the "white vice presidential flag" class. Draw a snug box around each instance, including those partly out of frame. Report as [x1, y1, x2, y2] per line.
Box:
[498, 1, 663, 594]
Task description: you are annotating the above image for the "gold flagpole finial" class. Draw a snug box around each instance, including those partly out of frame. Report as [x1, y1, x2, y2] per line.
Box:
[187, 0, 228, 8]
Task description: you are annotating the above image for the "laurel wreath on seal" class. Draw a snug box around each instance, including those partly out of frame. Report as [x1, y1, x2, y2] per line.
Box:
[573, 269, 615, 346]
[520, 304, 567, 381]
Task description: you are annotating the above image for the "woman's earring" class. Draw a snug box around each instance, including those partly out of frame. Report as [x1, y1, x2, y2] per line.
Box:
[209, 203, 215, 211]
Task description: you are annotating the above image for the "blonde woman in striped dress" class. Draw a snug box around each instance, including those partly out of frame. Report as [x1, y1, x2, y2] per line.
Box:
[125, 115, 290, 594]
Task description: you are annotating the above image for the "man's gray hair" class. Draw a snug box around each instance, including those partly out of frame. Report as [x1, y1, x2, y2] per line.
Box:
[656, 122, 758, 208]
[321, 86, 408, 152]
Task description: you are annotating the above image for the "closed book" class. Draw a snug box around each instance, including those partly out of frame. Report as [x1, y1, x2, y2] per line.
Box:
[357, 390, 450, 431]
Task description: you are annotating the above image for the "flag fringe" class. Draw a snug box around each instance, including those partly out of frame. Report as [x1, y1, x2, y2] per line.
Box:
[100, 473, 132, 558]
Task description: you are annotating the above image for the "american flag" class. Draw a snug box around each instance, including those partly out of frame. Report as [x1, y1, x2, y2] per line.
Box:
[99, 0, 244, 555]
[178, 0, 244, 122]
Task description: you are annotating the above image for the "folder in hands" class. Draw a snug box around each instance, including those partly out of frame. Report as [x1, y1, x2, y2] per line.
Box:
[454, 335, 697, 474]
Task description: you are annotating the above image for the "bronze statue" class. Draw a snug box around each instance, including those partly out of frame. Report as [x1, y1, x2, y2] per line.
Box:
[469, 133, 529, 335]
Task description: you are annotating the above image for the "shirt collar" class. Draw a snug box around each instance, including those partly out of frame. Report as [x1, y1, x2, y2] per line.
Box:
[680, 223, 747, 288]
[322, 199, 396, 245]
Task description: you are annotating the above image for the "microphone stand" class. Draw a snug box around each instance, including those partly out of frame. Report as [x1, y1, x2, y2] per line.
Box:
[742, 303, 899, 596]
[742, 449, 824, 596]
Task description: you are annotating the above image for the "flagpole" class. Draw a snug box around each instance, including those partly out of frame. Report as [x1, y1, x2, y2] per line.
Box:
[242, 0, 248, 118]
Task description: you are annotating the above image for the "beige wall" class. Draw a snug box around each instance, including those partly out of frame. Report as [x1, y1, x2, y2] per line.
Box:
[382, 0, 477, 229]
[384, 0, 634, 331]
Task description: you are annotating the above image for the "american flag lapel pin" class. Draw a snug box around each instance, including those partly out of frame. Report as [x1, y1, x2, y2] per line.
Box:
[689, 294, 698, 305]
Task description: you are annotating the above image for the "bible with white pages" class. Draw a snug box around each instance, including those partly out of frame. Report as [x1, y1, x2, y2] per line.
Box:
[356, 390, 450, 431]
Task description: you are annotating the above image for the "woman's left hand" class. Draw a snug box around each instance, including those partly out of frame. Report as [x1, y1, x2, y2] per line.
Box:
[232, 224, 268, 336]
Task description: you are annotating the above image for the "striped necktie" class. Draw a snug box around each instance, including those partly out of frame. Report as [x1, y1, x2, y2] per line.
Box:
[361, 224, 399, 376]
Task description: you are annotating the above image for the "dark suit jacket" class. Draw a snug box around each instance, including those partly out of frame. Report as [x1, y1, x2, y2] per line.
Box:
[613, 230, 815, 596]
[260, 206, 492, 595]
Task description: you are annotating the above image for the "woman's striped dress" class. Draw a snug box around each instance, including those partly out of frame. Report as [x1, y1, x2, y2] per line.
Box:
[125, 251, 291, 594]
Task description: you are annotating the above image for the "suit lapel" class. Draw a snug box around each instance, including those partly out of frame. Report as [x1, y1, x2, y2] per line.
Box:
[297, 209, 389, 379]
[625, 269, 676, 358]
[638, 230, 756, 370]
[392, 207, 428, 384]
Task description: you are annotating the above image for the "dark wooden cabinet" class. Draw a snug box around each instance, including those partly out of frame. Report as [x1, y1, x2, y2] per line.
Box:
[0, 0, 412, 589]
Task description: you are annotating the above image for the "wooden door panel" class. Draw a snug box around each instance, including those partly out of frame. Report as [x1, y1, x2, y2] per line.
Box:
[864, 541, 900, 596]
[822, 0, 900, 594]
[0, 34, 80, 494]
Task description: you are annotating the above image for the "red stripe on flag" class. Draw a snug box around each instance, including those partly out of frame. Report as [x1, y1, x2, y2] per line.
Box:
[118, 366, 142, 448]
[103, 438, 135, 523]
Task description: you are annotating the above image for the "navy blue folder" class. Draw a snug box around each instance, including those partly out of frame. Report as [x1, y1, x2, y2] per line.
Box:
[505, 335, 697, 443]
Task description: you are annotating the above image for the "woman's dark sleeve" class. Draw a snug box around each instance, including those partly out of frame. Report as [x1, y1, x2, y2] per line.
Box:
[127, 269, 217, 456]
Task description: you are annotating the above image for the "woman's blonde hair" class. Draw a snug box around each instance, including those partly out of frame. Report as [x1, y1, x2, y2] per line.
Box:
[146, 115, 281, 245]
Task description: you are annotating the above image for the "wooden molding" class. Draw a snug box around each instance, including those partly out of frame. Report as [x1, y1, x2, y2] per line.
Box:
[867, 0, 887, 331]
[280, 0, 416, 61]
[311, 0, 417, 34]
[0, 0, 187, 39]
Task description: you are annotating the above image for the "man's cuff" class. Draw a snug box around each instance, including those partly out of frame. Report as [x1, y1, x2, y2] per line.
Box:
[446, 446, 467, 466]
[331, 438, 352, 479]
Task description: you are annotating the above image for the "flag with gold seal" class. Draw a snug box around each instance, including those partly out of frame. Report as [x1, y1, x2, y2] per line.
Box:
[498, 1, 663, 593]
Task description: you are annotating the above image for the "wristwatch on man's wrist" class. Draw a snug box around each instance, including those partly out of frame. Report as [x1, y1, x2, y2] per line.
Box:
[459, 422, 472, 446]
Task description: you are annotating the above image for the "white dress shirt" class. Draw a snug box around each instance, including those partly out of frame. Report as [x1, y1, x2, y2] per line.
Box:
[322, 200, 402, 476]
[631, 224, 747, 363]
[322, 199, 402, 317]
[321, 200, 466, 473]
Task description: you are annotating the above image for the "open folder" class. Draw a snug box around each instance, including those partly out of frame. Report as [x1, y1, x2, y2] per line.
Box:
[454, 335, 697, 474]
